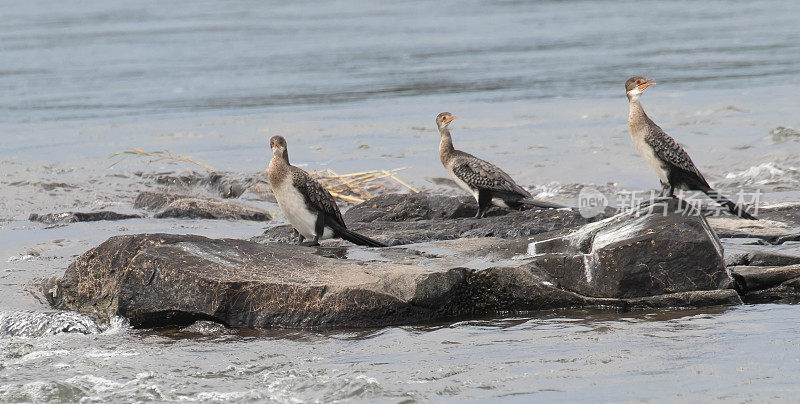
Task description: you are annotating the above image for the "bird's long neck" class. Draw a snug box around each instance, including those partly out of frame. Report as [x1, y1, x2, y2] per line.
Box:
[628, 98, 650, 135]
[268, 153, 290, 187]
[439, 128, 455, 165]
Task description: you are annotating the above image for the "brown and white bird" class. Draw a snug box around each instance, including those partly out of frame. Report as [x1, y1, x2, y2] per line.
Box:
[267, 135, 386, 247]
[436, 112, 566, 218]
[625, 77, 756, 219]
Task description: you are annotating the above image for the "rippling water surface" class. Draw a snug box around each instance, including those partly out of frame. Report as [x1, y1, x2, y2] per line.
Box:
[1, 0, 800, 402]
[1, 306, 799, 402]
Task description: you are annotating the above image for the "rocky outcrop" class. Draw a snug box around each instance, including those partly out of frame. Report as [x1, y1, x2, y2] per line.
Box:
[29, 211, 142, 225]
[51, 198, 741, 329]
[134, 191, 271, 221]
[51, 194, 800, 330]
[530, 199, 729, 298]
[711, 203, 800, 303]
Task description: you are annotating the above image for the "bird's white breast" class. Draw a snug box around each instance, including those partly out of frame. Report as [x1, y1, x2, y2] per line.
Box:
[273, 180, 333, 240]
[446, 161, 479, 201]
[631, 129, 669, 184]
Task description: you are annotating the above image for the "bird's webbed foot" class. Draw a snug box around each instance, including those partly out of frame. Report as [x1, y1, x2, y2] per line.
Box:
[299, 234, 321, 247]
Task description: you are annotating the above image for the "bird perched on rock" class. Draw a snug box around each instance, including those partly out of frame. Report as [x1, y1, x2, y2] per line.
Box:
[435, 112, 566, 218]
[625, 76, 756, 219]
[267, 135, 386, 247]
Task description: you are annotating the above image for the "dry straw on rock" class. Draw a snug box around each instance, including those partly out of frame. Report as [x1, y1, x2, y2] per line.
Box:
[110, 149, 418, 203]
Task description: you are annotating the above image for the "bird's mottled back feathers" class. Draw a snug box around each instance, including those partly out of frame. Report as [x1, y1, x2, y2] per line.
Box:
[289, 166, 345, 226]
[644, 122, 708, 184]
[450, 151, 531, 197]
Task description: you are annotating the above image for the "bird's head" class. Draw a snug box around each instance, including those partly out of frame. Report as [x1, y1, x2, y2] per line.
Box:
[625, 76, 656, 101]
[269, 135, 288, 159]
[436, 112, 456, 132]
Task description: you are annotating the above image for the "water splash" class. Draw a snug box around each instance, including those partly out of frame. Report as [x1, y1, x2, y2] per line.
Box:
[0, 311, 128, 338]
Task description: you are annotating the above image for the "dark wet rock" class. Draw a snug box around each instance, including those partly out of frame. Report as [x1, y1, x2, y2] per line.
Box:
[154, 197, 270, 221]
[723, 239, 800, 267]
[29, 211, 142, 225]
[622, 290, 742, 309]
[730, 265, 800, 292]
[730, 265, 800, 303]
[52, 226, 741, 329]
[343, 193, 478, 222]
[530, 199, 728, 299]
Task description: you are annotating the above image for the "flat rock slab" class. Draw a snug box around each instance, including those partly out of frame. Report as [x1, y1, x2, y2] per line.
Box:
[708, 203, 800, 242]
[29, 211, 142, 225]
[135, 191, 271, 221]
[51, 226, 741, 329]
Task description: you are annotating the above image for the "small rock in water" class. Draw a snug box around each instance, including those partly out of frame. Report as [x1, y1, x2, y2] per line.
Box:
[154, 197, 270, 221]
[770, 126, 800, 142]
[29, 211, 141, 225]
[133, 191, 187, 210]
[135, 191, 271, 221]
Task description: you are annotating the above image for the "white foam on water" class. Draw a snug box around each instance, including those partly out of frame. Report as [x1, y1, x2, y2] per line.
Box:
[723, 162, 800, 186]
[0, 311, 101, 338]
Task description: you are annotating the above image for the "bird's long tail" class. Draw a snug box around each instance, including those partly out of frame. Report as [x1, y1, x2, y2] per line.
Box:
[700, 187, 757, 220]
[518, 197, 570, 210]
[336, 228, 387, 247]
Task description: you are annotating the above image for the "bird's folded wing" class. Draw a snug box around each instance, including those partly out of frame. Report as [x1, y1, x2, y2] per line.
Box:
[646, 124, 706, 181]
[451, 153, 531, 196]
[291, 167, 345, 225]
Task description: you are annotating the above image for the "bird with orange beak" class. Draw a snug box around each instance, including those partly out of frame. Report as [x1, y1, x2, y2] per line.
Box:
[625, 76, 755, 219]
[436, 112, 566, 218]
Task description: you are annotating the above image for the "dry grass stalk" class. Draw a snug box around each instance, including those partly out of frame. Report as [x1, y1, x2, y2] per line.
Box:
[111, 148, 417, 203]
[310, 167, 419, 203]
[109, 148, 216, 171]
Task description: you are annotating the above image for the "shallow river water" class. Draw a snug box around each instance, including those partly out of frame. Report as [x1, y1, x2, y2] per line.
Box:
[1, 0, 800, 402]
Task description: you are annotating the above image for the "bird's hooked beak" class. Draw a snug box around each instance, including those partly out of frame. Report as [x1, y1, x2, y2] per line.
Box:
[443, 115, 456, 125]
[637, 79, 656, 92]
